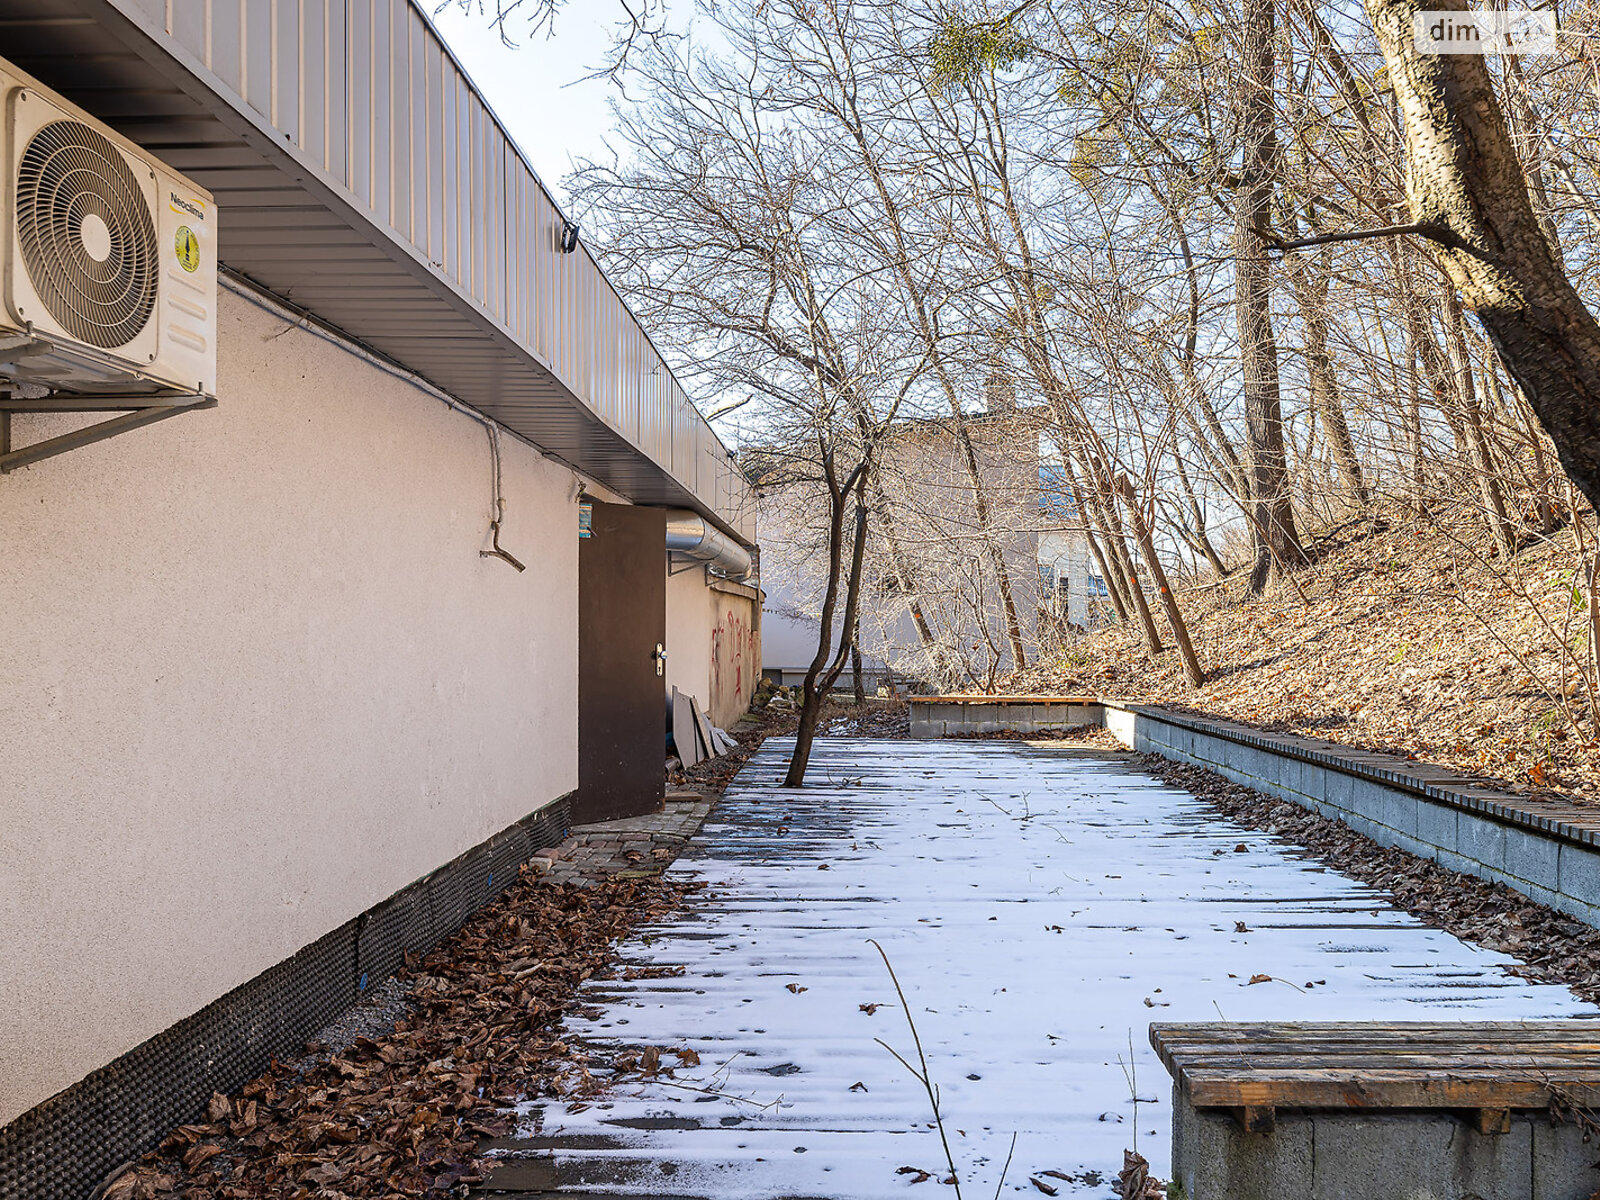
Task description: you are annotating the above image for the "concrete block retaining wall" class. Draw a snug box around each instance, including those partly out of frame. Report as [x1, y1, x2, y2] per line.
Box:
[918, 697, 1600, 1199]
[908, 697, 1103, 738]
[1104, 703, 1600, 930]
[1173, 1101, 1600, 1200]
[911, 695, 1600, 931]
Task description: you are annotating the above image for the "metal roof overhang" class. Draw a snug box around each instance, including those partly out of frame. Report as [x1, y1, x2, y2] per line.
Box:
[0, 0, 755, 543]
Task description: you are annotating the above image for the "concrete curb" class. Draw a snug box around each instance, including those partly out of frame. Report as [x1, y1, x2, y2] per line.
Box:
[908, 694, 1600, 928]
[908, 695, 1103, 737]
[1101, 702, 1600, 928]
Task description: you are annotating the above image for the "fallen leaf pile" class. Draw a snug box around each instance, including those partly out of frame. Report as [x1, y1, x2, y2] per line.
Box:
[817, 697, 911, 738]
[548, 1039, 714, 1109]
[1115, 1149, 1166, 1200]
[106, 872, 696, 1199]
[952, 726, 1126, 748]
[1143, 753, 1600, 1002]
[1009, 506, 1600, 804]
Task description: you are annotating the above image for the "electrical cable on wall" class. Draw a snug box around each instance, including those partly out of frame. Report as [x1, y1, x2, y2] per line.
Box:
[221, 273, 536, 577]
[480, 422, 526, 572]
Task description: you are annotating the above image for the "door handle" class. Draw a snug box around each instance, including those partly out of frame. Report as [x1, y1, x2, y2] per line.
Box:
[654, 643, 667, 677]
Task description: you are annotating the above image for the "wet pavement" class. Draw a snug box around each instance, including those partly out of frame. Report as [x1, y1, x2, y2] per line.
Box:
[484, 738, 1596, 1198]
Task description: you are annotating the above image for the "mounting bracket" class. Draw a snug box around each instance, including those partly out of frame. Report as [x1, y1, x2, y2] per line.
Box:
[0, 388, 215, 474]
[668, 554, 709, 579]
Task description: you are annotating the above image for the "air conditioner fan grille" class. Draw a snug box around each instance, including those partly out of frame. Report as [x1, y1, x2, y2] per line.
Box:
[16, 119, 158, 349]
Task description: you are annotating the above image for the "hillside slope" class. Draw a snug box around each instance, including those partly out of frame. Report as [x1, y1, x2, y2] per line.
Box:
[1010, 509, 1600, 803]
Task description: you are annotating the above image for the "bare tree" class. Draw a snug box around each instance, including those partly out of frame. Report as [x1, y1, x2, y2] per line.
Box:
[1364, 0, 1600, 514]
[556, 0, 1600, 744]
[439, 0, 669, 74]
[1235, 0, 1307, 589]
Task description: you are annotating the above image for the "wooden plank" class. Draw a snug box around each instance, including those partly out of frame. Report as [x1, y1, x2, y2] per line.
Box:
[1155, 1041, 1600, 1064]
[1152, 1022, 1600, 1114]
[1152, 1024, 1600, 1057]
[1231, 1105, 1276, 1133]
[909, 695, 1099, 705]
[1153, 1021, 1600, 1040]
[1153, 1031, 1600, 1050]
[1154, 1030, 1600, 1048]
[1168, 1052, 1600, 1076]
[1474, 1108, 1512, 1135]
[1158, 1040, 1600, 1059]
[479, 1154, 558, 1191]
[691, 695, 716, 762]
[1178, 1064, 1600, 1086]
[1178, 1069, 1600, 1111]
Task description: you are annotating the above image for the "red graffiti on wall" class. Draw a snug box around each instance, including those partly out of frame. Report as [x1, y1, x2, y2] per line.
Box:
[711, 606, 753, 719]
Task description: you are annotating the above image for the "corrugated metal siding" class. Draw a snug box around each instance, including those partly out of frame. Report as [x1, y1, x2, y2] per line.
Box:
[11, 0, 752, 539]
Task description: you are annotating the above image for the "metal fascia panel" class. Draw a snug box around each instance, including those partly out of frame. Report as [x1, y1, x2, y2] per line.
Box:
[85, 0, 754, 541]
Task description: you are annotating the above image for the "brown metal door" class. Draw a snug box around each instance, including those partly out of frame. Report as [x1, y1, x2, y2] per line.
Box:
[577, 501, 667, 823]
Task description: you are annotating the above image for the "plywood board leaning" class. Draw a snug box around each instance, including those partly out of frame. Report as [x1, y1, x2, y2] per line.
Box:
[672, 687, 702, 768]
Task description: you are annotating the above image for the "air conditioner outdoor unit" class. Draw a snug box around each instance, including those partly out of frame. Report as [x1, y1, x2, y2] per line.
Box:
[0, 54, 216, 398]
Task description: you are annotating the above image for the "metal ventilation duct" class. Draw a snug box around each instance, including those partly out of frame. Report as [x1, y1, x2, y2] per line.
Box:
[666, 509, 753, 581]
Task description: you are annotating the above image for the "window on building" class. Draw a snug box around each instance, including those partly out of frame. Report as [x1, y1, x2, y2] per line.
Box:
[1038, 462, 1078, 521]
[1088, 574, 1109, 597]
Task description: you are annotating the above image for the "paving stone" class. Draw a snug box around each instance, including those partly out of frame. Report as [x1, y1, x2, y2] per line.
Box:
[543, 796, 719, 887]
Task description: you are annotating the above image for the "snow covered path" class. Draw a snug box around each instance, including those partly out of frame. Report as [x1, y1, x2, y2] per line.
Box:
[510, 737, 1595, 1198]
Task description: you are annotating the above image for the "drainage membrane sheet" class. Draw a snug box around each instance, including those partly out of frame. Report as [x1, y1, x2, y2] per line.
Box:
[514, 738, 1594, 1197]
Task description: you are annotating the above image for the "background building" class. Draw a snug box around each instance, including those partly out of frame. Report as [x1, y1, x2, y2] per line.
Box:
[758, 408, 1097, 692]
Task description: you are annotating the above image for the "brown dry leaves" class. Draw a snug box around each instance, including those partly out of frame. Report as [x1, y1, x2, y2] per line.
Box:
[1011, 511, 1600, 803]
[817, 697, 912, 738]
[1116, 1150, 1166, 1200]
[109, 871, 695, 1199]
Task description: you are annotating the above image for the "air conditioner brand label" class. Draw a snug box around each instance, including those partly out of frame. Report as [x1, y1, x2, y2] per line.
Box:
[174, 226, 200, 273]
[169, 193, 206, 221]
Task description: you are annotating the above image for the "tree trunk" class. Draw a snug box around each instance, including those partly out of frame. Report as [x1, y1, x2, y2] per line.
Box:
[1490, 366, 1558, 531]
[1173, 218, 1251, 502]
[851, 634, 866, 706]
[1287, 248, 1370, 507]
[786, 462, 869, 788]
[951, 416, 1029, 670]
[1117, 476, 1206, 687]
[1442, 287, 1518, 553]
[1172, 445, 1231, 577]
[1059, 447, 1134, 623]
[1110, 527, 1164, 655]
[1402, 273, 1517, 551]
[867, 468, 942, 657]
[1366, 0, 1600, 515]
[1235, 0, 1305, 591]
[1080, 458, 1165, 654]
[830, 89, 1030, 675]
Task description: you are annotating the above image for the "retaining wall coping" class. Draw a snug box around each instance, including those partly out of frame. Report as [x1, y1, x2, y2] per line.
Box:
[908, 695, 1101, 706]
[1104, 699, 1600, 852]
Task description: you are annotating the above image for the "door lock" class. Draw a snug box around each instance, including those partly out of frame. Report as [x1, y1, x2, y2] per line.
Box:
[654, 643, 667, 677]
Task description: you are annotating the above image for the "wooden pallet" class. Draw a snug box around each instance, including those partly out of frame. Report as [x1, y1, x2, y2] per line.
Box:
[1151, 1021, 1600, 1133]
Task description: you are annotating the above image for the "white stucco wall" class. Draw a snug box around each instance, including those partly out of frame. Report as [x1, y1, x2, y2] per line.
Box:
[666, 565, 715, 719]
[1039, 530, 1101, 627]
[665, 566, 759, 729]
[0, 285, 579, 1125]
